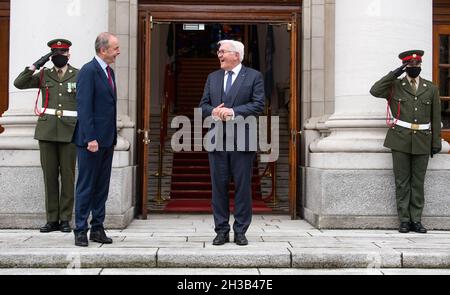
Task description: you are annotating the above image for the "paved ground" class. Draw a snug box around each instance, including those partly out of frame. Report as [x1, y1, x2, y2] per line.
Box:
[1, 214, 450, 274]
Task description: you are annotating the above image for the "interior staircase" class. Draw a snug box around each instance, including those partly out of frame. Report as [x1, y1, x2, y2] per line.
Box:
[174, 57, 218, 115]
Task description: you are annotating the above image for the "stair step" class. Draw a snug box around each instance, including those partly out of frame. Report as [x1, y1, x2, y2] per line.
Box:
[172, 167, 210, 173]
[171, 173, 211, 181]
[173, 159, 209, 165]
[173, 152, 209, 159]
[170, 190, 262, 199]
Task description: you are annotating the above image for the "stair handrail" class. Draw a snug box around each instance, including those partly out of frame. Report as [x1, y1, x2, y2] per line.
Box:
[153, 65, 174, 204]
[254, 105, 277, 203]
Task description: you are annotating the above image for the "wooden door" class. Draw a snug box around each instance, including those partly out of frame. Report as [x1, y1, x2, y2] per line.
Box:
[288, 14, 300, 219]
[138, 3, 302, 217]
[137, 12, 152, 218]
[433, 25, 450, 145]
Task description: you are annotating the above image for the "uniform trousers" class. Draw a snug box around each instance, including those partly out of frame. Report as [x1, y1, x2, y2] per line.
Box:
[392, 150, 429, 223]
[38, 140, 76, 222]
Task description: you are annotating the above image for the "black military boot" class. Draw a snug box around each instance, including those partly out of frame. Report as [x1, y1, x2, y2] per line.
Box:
[410, 222, 427, 233]
[398, 222, 410, 233]
[60, 221, 72, 233]
[40, 221, 60, 233]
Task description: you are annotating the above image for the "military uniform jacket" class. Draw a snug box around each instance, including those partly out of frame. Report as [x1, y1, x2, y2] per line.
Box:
[370, 71, 441, 155]
[14, 65, 79, 142]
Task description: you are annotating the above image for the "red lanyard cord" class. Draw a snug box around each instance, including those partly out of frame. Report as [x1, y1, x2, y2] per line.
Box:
[386, 86, 400, 128]
[34, 69, 49, 116]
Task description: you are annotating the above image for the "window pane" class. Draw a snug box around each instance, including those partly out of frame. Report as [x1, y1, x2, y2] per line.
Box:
[439, 35, 450, 130]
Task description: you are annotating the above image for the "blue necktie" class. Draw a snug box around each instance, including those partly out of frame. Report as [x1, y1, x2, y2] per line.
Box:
[225, 71, 233, 95]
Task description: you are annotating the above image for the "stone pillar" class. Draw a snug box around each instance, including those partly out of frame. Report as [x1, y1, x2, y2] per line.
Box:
[305, 0, 450, 229]
[0, 0, 109, 150]
[0, 0, 134, 228]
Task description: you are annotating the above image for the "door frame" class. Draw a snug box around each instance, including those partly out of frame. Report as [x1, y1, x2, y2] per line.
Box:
[0, 0, 10, 134]
[137, 4, 302, 218]
[433, 24, 450, 144]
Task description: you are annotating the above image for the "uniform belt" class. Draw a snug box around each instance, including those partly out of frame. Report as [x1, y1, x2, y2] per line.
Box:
[43, 108, 77, 117]
[395, 119, 430, 130]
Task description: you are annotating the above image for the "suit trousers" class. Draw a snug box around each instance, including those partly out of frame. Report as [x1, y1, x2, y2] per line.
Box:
[391, 150, 429, 223]
[208, 151, 255, 235]
[74, 146, 114, 233]
[39, 140, 76, 222]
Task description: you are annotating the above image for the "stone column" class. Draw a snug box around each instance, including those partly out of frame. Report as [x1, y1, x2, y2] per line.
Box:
[0, 0, 108, 151]
[0, 0, 134, 228]
[305, 0, 450, 229]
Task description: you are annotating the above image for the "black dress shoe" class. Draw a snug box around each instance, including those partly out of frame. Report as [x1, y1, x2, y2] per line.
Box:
[398, 222, 410, 233]
[234, 233, 248, 246]
[74, 231, 88, 247]
[410, 222, 427, 233]
[89, 228, 113, 244]
[40, 221, 60, 233]
[60, 221, 72, 233]
[212, 232, 230, 245]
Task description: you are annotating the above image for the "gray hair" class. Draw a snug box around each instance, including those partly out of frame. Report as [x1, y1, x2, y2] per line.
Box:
[218, 40, 244, 62]
[95, 32, 115, 54]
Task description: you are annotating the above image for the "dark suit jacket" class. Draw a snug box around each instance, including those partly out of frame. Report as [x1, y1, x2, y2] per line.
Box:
[199, 66, 265, 151]
[73, 58, 117, 148]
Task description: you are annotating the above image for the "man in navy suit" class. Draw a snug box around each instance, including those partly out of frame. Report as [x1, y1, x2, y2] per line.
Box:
[72, 32, 120, 247]
[199, 40, 265, 246]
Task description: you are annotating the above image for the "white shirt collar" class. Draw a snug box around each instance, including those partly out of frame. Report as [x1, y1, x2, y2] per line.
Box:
[95, 55, 108, 71]
[406, 75, 420, 85]
[225, 63, 242, 76]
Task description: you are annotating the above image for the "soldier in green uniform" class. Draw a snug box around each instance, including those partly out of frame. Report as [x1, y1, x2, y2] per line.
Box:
[14, 39, 78, 233]
[370, 50, 442, 234]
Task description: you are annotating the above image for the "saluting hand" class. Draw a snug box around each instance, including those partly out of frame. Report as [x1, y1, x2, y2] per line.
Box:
[87, 140, 99, 153]
[392, 63, 408, 78]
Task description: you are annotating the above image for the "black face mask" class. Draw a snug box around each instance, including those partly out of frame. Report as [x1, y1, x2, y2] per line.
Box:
[405, 67, 421, 78]
[52, 54, 69, 68]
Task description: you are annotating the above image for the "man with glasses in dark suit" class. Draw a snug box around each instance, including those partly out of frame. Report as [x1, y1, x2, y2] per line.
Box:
[200, 40, 265, 246]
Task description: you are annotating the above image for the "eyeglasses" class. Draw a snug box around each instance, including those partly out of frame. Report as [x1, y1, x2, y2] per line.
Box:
[216, 50, 236, 56]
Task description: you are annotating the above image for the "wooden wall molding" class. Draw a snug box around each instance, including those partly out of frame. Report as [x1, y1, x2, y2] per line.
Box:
[139, 4, 300, 23]
[139, 0, 301, 6]
[434, 0, 450, 25]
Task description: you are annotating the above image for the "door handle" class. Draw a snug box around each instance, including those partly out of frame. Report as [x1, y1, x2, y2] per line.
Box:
[291, 129, 301, 145]
[137, 129, 151, 145]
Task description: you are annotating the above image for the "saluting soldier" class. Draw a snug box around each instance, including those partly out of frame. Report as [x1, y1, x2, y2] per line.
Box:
[370, 50, 442, 234]
[14, 39, 78, 233]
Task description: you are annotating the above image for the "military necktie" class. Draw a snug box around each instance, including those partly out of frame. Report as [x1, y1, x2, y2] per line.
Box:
[57, 69, 63, 80]
[411, 79, 417, 94]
